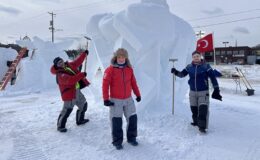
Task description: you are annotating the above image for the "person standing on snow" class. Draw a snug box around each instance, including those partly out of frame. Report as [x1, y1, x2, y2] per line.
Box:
[50, 50, 90, 132]
[171, 51, 222, 133]
[102, 48, 141, 150]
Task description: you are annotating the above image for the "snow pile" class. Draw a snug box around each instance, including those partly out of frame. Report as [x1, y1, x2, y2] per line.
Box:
[86, 0, 196, 113]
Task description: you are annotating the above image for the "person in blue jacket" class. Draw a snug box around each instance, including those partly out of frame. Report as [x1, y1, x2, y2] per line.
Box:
[171, 51, 222, 133]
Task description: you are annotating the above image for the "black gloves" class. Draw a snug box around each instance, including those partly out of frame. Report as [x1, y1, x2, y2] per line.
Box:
[136, 96, 141, 102]
[171, 68, 178, 75]
[82, 72, 87, 77]
[212, 88, 222, 101]
[104, 100, 114, 106]
[84, 49, 89, 55]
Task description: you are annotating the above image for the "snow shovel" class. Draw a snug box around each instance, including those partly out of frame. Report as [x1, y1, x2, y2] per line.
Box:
[83, 36, 91, 72]
[235, 67, 254, 96]
[169, 58, 178, 115]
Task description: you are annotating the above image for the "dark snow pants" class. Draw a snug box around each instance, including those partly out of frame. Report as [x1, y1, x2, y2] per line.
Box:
[57, 89, 88, 129]
[109, 97, 137, 146]
[189, 90, 209, 129]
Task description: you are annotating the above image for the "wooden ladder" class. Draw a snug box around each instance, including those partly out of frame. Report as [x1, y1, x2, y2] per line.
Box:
[0, 48, 28, 91]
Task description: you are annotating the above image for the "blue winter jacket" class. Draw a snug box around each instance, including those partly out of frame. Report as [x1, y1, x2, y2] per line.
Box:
[175, 62, 219, 91]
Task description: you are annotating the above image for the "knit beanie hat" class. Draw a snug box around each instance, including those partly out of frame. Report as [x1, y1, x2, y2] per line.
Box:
[53, 57, 63, 66]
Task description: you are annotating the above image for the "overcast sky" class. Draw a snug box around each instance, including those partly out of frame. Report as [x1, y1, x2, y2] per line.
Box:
[0, 0, 260, 47]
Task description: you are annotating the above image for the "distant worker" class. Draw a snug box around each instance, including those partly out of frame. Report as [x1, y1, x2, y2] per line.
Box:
[50, 50, 90, 132]
[102, 48, 141, 150]
[171, 51, 222, 133]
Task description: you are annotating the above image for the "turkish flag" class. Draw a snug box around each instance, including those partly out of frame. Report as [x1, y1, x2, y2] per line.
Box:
[196, 33, 214, 53]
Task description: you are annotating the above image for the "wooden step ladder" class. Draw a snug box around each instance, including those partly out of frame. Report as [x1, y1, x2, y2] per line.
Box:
[0, 48, 28, 91]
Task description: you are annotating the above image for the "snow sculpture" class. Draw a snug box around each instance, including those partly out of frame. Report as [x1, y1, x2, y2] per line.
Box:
[12, 37, 73, 91]
[86, 0, 196, 113]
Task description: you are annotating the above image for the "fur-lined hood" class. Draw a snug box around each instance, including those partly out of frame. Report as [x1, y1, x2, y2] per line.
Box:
[110, 48, 132, 67]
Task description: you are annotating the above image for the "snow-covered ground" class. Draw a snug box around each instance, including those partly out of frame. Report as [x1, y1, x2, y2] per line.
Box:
[0, 65, 260, 160]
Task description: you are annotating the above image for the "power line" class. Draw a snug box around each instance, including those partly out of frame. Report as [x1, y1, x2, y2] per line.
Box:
[53, 0, 131, 14]
[3, 1, 259, 36]
[192, 16, 260, 28]
[54, 0, 116, 13]
[0, 0, 133, 28]
[54, 0, 133, 15]
[189, 8, 260, 22]
[0, 12, 47, 28]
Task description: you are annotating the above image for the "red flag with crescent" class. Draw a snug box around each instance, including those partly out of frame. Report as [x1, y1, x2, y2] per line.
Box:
[196, 33, 213, 53]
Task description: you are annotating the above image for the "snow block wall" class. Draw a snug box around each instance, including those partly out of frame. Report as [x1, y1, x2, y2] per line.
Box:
[86, 0, 196, 113]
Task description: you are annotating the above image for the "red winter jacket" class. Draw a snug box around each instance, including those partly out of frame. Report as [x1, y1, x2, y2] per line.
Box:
[102, 64, 141, 100]
[50, 52, 90, 101]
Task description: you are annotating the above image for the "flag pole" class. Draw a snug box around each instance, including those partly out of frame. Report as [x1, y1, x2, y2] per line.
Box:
[213, 32, 216, 67]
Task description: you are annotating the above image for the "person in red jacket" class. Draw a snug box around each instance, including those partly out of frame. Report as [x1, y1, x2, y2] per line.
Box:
[50, 50, 90, 132]
[102, 48, 141, 150]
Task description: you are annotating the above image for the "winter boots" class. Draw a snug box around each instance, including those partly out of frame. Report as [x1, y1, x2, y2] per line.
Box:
[127, 115, 138, 146]
[113, 140, 138, 150]
[190, 106, 198, 126]
[76, 119, 89, 125]
[190, 122, 197, 126]
[128, 140, 138, 146]
[197, 104, 208, 129]
[57, 127, 67, 132]
[199, 127, 206, 133]
[57, 102, 88, 132]
[190, 105, 208, 133]
[112, 117, 123, 147]
[111, 115, 138, 149]
[127, 115, 137, 140]
[57, 108, 73, 132]
[114, 144, 123, 150]
[76, 103, 89, 125]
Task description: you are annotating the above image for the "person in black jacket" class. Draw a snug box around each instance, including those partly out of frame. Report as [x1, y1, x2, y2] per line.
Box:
[171, 51, 222, 133]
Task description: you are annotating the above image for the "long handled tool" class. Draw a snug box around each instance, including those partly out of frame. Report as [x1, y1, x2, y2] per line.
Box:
[83, 36, 91, 72]
[235, 67, 254, 96]
[169, 58, 178, 115]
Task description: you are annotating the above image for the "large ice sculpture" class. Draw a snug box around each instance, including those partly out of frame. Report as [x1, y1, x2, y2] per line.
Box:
[86, 0, 196, 113]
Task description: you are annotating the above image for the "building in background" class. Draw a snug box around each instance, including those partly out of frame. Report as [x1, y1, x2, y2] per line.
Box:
[252, 45, 260, 64]
[204, 46, 257, 65]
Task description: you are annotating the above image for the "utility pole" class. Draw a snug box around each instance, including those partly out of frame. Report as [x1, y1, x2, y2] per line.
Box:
[48, 12, 56, 43]
[196, 30, 205, 39]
